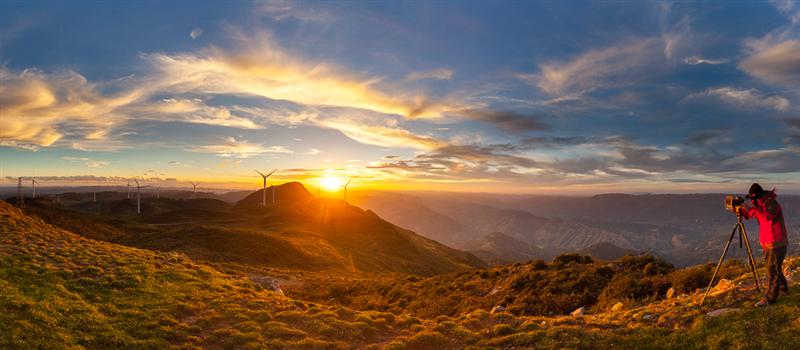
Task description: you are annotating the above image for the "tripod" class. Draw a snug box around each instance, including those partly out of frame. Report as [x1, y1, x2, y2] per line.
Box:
[699, 210, 763, 306]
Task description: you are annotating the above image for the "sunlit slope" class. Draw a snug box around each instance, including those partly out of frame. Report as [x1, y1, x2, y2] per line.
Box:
[234, 183, 486, 275]
[5, 201, 800, 349]
[0, 201, 410, 349]
[20, 182, 484, 276]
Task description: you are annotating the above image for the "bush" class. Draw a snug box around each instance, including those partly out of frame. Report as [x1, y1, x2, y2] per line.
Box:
[531, 259, 547, 270]
[404, 331, 451, 350]
[553, 254, 593, 267]
[618, 254, 674, 274]
[597, 274, 657, 307]
[669, 264, 712, 293]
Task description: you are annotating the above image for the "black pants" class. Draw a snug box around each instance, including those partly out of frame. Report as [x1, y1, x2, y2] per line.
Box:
[764, 246, 788, 303]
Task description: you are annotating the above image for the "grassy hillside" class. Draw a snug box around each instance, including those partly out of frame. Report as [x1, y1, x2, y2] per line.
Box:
[5, 199, 800, 349]
[19, 183, 485, 276]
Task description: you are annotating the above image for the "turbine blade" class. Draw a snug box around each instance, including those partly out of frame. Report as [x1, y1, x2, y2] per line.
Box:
[255, 169, 265, 177]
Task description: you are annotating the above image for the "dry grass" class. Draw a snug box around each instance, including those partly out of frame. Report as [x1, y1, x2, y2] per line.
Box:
[4, 200, 800, 349]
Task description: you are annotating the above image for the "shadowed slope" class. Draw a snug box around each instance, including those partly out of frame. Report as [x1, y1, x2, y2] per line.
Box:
[19, 182, 485, 276]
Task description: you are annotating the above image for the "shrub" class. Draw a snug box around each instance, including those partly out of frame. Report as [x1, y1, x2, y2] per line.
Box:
[403, 331, 451, 350]
[669, 264, 712, 294]
[553, 254, 593, 267]
[618, 254, 673, 274]
[531, 259, 547, 270]
[597, 274, 656, 307]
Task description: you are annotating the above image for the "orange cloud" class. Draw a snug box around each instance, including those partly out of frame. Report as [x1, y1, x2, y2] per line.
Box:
[0, 67, 143, 148]
[143, 31, 459, 119]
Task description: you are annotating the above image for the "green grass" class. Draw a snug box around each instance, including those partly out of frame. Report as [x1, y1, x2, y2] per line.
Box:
[3, 200, 800, 349]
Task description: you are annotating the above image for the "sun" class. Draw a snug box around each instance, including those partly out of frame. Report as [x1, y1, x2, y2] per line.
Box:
[319, 176, 344, 191]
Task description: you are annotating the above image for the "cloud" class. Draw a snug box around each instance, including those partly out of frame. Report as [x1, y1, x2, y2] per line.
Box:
[528, 39, 664, 97]
[189, 137, 292, 158]
[142, 30, 459, 119]
[405, 68, 454, 82]
[190, 28, 203, 40]
[306, 148, 321, 155]
[255, 0, 334, 23]
[369, 143, 541, 182]
[456, 109, 549, 134]
[0, 67, 143, 148]
[770, 0, 800, 24]
[684, 87, 790, 111]
[314, 113, 446, 150]
[132, 98, 262, 129]
[785, 118, 800, 128]
[1, 29, 463, 154]
[61, 156, 110, 168]
[683, 56, 728, 65]
[740, 39, 800, 85]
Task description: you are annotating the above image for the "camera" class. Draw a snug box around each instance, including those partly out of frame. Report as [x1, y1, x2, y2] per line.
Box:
[724, 195, 745, 212]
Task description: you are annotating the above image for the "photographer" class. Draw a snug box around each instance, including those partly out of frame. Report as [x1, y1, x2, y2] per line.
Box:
[739, 183, 789, 307]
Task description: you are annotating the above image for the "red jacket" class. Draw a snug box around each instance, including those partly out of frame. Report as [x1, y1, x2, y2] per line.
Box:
[741, 191, 788, 249]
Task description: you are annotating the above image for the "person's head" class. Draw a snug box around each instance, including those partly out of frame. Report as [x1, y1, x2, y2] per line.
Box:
[747, 183, 766, 200]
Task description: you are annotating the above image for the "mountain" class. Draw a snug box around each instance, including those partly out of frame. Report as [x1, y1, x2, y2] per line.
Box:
[351, 191, 800, 266]
[577, 241, 639, 261]
[20, 182, 485, 276]
[354, 192, 637, 261]
[458, 232, 547, 264]
[349, 191, 481, 246]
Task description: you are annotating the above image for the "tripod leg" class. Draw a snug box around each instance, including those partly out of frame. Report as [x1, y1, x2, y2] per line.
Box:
[700, 224, 739, 307]
[739, 223, 764, 295]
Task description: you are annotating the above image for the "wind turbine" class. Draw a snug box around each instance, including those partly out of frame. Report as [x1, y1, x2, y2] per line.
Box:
[17, 177, 24, 208]
[31, 178, 38, 199]
[127, 179, 131, 199]
[268, 180, 276, 204]
[191, 183, 199, 199]
[255, 169, 276, 206]
[155, 186, 160, 199]
[134, 179, 149, 215]
[343, 178, 352, 203]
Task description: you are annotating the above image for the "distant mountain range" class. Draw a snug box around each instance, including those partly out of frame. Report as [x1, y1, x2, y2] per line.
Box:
[351, 191, 800, 266]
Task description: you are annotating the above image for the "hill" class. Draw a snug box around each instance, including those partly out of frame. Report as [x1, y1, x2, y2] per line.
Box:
[0, 200, 404, 349]
[19, 182, 485, 276]
[577, 241, 639, 261]
[4, 200, 800, 349]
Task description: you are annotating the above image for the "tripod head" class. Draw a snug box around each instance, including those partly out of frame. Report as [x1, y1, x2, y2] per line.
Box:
[725, 195, 745, 213]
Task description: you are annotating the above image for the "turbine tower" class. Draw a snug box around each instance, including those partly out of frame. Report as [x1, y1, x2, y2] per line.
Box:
[343, 178, 352, 203]
[134, 179, 149, 215]
[17, 177, 25, 208]
[254, 169, 276, 206]
[191, 183, 199, 199]
[127, 179, 131, 199]
[31, 178, 38, 199]
[268, 181, 276, 204]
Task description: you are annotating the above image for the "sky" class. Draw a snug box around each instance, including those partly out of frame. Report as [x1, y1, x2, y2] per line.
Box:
[1, 0, 800, 194]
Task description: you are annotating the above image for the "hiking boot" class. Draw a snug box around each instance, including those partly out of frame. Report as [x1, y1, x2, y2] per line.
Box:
[754, 299, 770, 308]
